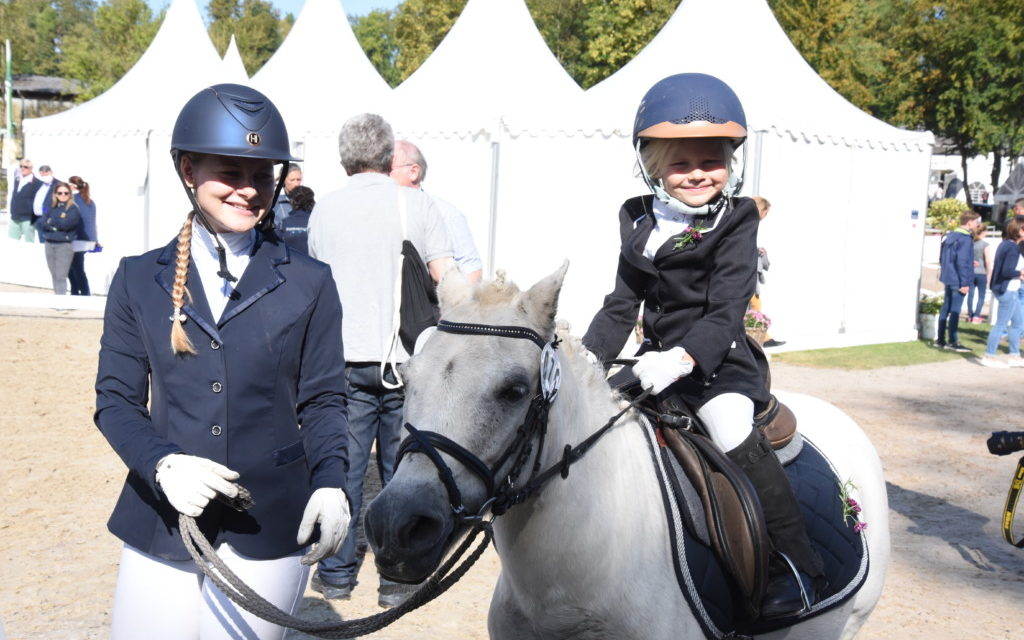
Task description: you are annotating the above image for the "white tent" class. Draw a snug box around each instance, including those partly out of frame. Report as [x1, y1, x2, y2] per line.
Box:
[250, 0, 393, 194]
[222, 35, 250, 83]
[380, 0, 588, 320]
[994, 163, 1024, 205]
[555, 0, 936, 349]
[15, 0, 240, 293]
[11, 0, 935, 353]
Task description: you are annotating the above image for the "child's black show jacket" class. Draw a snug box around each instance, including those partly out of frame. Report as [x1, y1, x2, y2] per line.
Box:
[584, 195, 769, 410]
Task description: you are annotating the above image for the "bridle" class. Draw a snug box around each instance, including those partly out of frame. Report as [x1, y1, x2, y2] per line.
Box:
[397, 319, 649, 529]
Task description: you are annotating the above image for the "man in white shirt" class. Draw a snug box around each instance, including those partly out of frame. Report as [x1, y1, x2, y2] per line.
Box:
[391, 139, 484, 283]
[307, 114, 453, 608]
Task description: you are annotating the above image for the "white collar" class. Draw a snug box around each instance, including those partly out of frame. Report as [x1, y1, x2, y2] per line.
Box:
[192, 221, 255, 259]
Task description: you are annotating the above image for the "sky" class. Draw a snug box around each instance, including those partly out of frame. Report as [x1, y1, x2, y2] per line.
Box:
[145, 0, 401, 20]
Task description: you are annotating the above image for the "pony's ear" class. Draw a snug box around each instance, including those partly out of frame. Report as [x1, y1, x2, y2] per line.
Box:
[520, 261, 569, 334]
[437, 266, 474, 312]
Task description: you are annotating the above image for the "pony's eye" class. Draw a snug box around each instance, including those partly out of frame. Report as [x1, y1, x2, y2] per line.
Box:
[497, 382, 529, 403]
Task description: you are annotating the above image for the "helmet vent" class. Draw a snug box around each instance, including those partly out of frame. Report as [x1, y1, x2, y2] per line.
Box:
[675, 96, 727, 125]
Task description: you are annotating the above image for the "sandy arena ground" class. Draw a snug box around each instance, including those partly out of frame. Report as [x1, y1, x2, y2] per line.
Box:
[2, 310, 1023, 639]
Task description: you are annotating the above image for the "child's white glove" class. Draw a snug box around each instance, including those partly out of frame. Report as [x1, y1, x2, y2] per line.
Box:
[297, 488, 351, 565]
[155, 454, 240, 518]
[632, 347, 694, 394]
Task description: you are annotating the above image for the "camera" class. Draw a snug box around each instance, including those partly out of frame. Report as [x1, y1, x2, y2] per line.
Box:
[986, 431, 1024, 456]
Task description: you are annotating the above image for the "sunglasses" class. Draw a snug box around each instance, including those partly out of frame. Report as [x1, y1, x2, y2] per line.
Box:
[56, 191, 71, 196]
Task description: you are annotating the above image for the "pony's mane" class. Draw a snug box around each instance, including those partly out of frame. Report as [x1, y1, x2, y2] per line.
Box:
[475, 270, 520, 308]
[554, 319, 608, 393]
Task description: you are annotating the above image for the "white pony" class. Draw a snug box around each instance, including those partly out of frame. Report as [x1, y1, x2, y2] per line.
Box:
[365, 265, 889, 640]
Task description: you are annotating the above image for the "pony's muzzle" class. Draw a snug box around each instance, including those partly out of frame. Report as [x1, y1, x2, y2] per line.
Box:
[365, 485, 454, 583]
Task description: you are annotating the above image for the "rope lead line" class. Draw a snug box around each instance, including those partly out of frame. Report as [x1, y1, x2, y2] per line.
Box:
[179, 514, 492, 638]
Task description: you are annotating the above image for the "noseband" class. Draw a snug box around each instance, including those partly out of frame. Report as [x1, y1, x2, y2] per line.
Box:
[397, 319, 645, 528]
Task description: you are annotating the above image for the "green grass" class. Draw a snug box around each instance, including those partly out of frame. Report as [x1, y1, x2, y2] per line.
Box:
[772, 322, 995, 369]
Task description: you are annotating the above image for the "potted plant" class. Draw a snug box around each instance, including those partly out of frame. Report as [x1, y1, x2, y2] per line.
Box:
[744, 309, 771, 344]
[918, 294, 943, 341]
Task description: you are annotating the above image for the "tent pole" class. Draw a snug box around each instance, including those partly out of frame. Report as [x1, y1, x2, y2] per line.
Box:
[487, 138, 500, 277]
[748, 129, 765, 196]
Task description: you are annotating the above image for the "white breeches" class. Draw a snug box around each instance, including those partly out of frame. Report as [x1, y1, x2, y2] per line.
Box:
[696, 392, 754, 452]
[110, 543, 308, 640]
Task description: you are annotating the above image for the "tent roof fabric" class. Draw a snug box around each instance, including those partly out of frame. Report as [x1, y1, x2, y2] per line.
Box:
[222, 35, 250, 83]
[23, 0, 229, 136]
[994, 163, 1024, 203]
[387, 0, 583, 135]
[582, 0, 933, 150]
[250, 0, 391, 132]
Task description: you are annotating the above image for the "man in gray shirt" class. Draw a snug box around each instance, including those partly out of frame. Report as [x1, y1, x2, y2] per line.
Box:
[307, 113, 452, 607]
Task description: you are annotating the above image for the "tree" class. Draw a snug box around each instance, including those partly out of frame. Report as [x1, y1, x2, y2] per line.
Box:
[206, 0, 289, 76]
[391, 0, 465, 82]
[1, 0, 95, 76]
[350, 9, 400, 87]
[60, 0, 161, 100]
[575, 0, 676, 88]
[527, 0, 677, 88]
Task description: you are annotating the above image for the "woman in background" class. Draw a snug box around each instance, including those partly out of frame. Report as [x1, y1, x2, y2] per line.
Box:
[68, 175, 98, 296]
[39, 182, 80, 295]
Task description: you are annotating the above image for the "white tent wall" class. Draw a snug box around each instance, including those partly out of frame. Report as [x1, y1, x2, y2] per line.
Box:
[493, 130, 643, 333]
[752, 131, 931, 349]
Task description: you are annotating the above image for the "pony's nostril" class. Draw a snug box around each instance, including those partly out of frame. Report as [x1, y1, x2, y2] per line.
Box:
[399, 513, 445, 548]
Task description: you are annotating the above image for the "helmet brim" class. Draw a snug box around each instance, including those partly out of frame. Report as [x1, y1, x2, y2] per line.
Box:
[636, 120, 747, 140]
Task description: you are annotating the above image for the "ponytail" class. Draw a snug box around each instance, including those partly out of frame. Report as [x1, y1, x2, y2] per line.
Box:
[170, 212, 197, 355]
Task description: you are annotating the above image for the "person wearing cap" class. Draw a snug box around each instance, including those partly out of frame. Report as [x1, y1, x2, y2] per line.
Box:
[94, 84, 351, 639]
[583, 73, 825, 618]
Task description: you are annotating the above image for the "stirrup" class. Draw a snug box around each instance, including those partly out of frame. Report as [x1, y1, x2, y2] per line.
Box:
[774, 552, 812, 614]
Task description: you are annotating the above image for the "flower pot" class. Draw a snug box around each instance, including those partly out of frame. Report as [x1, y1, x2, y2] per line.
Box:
[745, 327, 767, 344]
[918, 313, 939, 341]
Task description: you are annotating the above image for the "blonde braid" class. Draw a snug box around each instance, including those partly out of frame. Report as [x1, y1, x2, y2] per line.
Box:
[170, 211, 197, 355]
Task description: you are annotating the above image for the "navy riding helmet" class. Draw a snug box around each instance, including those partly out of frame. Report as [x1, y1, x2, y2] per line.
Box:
[171, 84, 300, 231]
[633, 73, 749, 214]
[632, 72, 747, 148]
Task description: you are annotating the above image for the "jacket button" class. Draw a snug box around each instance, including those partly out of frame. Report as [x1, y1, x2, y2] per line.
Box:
[211, 340, 220, 350]
[211, 425, 222, 436]
[652, 305, 663, 313]
[211, 381, 223, 393]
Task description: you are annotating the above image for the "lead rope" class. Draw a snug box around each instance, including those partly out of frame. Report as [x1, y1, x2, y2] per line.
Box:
[179, 514, 492, 638]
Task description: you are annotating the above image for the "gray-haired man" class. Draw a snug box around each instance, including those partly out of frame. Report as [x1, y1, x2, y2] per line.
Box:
[307, 113, 452, 607]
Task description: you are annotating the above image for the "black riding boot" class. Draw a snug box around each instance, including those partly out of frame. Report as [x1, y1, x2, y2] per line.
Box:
[726, 428, 826, 618]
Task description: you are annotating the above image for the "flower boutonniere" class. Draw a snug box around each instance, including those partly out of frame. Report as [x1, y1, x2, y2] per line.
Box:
[839, 478, 868, 533]
[673, 226, 708, 250]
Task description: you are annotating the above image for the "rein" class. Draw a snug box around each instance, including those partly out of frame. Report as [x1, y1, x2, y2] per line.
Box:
[177, 318, 645, 637]
[400, 319, 650, 521]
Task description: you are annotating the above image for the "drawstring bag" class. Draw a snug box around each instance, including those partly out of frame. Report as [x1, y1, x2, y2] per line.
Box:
[382, 189, 440, 388]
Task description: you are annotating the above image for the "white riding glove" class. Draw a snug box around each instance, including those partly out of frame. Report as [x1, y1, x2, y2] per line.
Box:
[155, 453, 240, 518]
[297, 487, 351, 565]
[632, 347, 694, 394]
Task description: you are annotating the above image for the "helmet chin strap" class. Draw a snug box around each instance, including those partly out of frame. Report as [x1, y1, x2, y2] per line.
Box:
[637, 138, 742, 219]
[172, 153, 287, 283]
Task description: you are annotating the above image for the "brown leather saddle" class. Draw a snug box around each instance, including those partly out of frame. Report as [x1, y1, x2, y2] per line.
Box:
[648, 394, 798, 620]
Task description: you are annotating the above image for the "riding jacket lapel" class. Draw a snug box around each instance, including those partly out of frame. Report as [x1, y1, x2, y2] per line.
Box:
[154, 240, 220, 341]
[621, 205, 658, 277]
[218, 235, 289, 327]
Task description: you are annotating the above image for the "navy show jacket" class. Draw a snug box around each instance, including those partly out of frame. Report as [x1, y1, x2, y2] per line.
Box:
[95, 230, 349, 561]
[583, 195, 769, 409]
